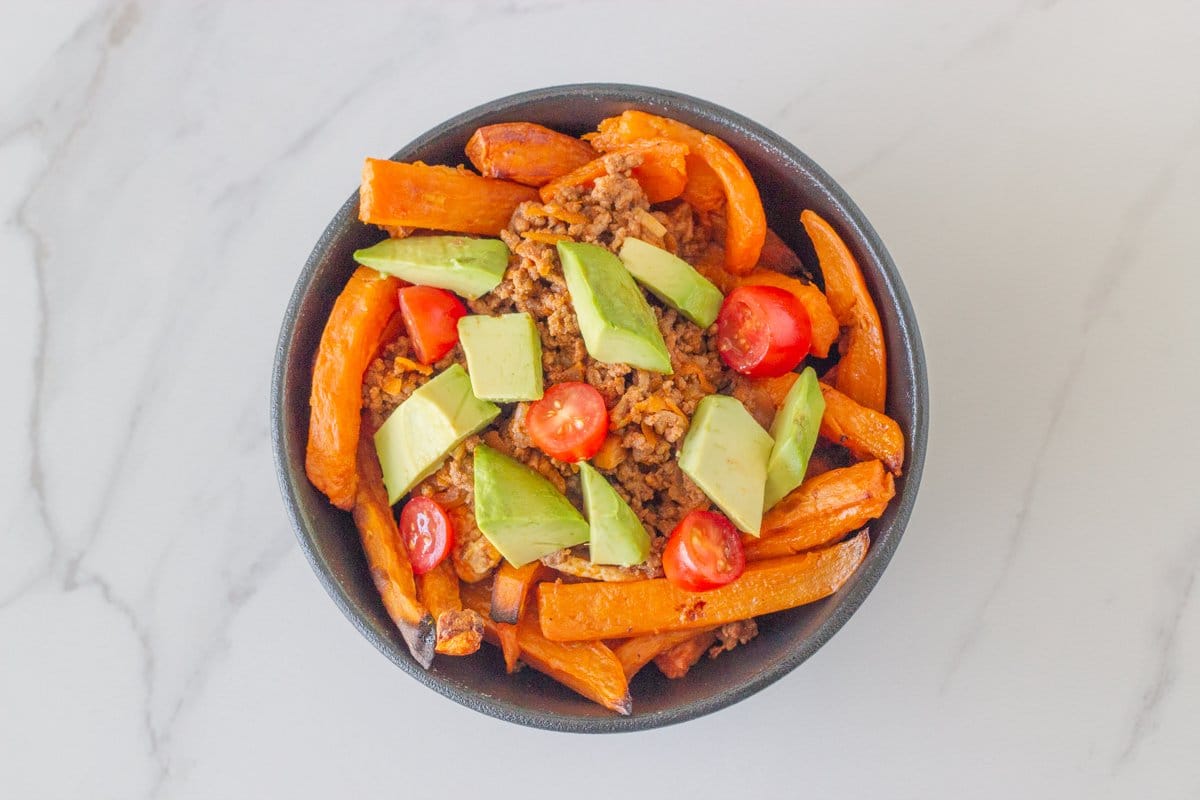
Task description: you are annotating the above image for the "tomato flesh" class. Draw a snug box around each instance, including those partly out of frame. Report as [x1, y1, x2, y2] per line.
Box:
[663, 510, 746, 592]
[398, 286, 467, 364]
[399, 496, 454, 575]
[526, 382, 609, 463]
[716, 285, 811, 378]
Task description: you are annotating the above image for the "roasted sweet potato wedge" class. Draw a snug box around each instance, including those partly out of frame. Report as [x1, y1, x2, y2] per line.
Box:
[462, 584, 631, 714]
[612, 628, 717, 680]
[801, 209, 887, 411]
[747, 461, 894, 560]
[306, 267, 401, 510]
[757, 228, 804, 273]
[819, 382, 905, 475]
[352, 435, 436, 667]
[654, 630, 719, 679]
[359, 158, 538, 236]
[465, 122, 597, 187]
[490, 561, 544, 624]
[539, 139, 688, 205]
[417, 561, 484, 656]
[537, 532, 869, 641]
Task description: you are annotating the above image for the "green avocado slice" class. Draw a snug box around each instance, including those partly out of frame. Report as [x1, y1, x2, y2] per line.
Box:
[556, 241, 673, 374]
[473, 445, 590, 567]
[579, 463, 651, 567]
[678, 394, 774, 535]
[618, 237, 724, 327]
[354, 236, 510, 299]
[764, 367, 825, 510]
[373, 364, 500, 505]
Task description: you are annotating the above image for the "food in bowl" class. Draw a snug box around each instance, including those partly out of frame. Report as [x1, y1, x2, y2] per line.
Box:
[303, 112, 905, 714]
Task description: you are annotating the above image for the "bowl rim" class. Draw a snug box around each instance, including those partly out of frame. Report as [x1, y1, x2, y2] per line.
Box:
[271, 82, 928, 733]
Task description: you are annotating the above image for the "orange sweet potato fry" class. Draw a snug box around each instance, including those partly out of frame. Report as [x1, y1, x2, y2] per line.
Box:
[494, 623, 520, 673]
[746, 461, 894, 560]
[490, 561, 543, 624]
[417, 561, 484, 656]
[757, 228, 804, 273]
[588, 111, 766, 272]
[613, 627, 719, 680]
[737, 270, 839, 358]
[537, 532, 869, 641]
[352, 435, 436, 667]
[465, 122, 597, 187]
[462, 584, 631, 714]
[801, 210, 887, 411]
[539, 139, 688, 204]
[819, 382, 905, 475]
[359, 158, 538, 235]
[588, 110, 724, 211]
[306, 267, 402, 510]
[654, 630, 719, 679]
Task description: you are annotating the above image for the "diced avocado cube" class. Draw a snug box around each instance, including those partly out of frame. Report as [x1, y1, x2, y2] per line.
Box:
[579, 463, 651, 566]
[374, 364, 500, 504]
[618, 237, 724, 327]
[473, 445, 591, 567]
[764, 367, 826, 509]
[556, 241, 673, 374]
[353, 236, 510, 299]
[678, 394, 774, 535]
[457, 313, 543, 402]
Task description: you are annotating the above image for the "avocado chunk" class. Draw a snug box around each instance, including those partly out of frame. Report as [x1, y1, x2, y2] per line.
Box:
[556, 241, 673, 374]
[618, 237, 724, 327]
[764, 367, 826, 510]
[579, 463, 651, 566]
[374, 364, 500, 504]
[353, 236, 509, 299]
[457, 313, 543, 402]
[473, 444, 591, 567]
[678, 394, 774, 535]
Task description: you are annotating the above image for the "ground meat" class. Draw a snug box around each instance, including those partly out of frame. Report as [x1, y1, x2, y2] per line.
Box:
[708, 619, 759, 658]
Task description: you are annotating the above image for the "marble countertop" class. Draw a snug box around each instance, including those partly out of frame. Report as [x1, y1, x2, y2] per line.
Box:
[3, 1, 1198, 797]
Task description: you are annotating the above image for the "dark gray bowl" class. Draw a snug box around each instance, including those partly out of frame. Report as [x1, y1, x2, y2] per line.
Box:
[271, 84, 927, 732]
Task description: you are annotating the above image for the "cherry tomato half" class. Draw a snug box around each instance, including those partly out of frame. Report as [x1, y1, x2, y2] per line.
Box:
[716, 285, 812, 378]
[399, 496, 455, 575]
[663, 510, 746, 592]
[526, 382, 609, 463]
[398, 286, 467, 364]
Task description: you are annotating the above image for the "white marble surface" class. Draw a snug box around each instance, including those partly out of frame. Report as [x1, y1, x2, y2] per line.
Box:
[2, 1, 1198, 796]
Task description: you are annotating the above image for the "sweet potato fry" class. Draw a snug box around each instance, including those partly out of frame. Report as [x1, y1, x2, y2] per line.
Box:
[613, 628, 719, 679]
[819, 382, 905, 475]
[587, 110, 766, 272]
[465, 122, 597, 187]
[757, 227, 804, 273]
[537, 532, 869, 641]
[417, 561, 484, 656]
[746, 461, 894, 560]
[306, 267, 402, 510]
[737, 270, 839, 358]
[352, 435, 436, 667]
[801, 210, 887, 411]
[359, 158, 538, 235]
[654, 630, 719, 679]
[495, 623, 521, 673]
[462, 585, 631, 714]
[539, 139, 688, 204]
[490, 561, 543, 624]
[587, 110, 724, 211]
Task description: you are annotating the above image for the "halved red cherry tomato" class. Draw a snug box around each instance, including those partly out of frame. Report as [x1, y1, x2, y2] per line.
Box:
[397, 286, 467, 364]
[398, 496, 454, 575]
[526, 382, 609, 463]
[662, 510, 746, 592]
[716, 285, 811, 378]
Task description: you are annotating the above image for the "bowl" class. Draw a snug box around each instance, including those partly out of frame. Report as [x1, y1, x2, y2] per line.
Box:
[271, 83, 927, 732]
